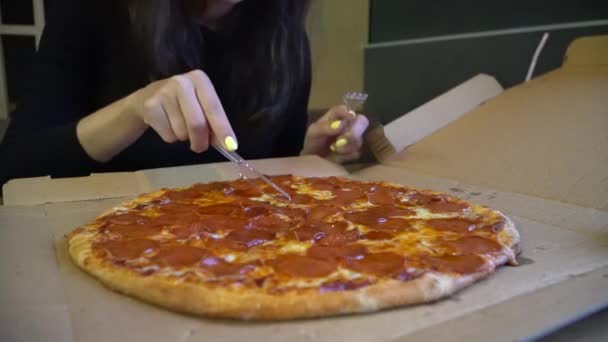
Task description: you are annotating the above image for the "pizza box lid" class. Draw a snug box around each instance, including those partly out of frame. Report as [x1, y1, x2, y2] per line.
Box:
[1, 36, 608, 341]
[383, 35, 608, 212]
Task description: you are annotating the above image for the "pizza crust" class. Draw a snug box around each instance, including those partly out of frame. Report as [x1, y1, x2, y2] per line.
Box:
[69, 231, 502, 320]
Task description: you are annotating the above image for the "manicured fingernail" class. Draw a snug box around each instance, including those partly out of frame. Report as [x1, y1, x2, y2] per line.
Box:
[330, 144, 337, 152]
[330, 120, 342, 130]
[224, 136, 238, 151]
[348, 110, 356, 117]
[336, 138, 348, 148]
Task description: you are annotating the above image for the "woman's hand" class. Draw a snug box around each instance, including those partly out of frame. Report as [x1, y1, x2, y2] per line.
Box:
[301, 105, 369, 163]
[128, 70, 238, 153]
[77, 70, 238, 162]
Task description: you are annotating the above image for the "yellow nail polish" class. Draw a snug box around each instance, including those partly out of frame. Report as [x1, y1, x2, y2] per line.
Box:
[224, 136, 238, 151]
[330, 144, 337, 152]
[336, 138, 348, 148]
[330, 120, 341, 130]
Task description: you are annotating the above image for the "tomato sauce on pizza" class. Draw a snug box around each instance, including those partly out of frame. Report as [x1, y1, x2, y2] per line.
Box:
[67, 175, 520, 320]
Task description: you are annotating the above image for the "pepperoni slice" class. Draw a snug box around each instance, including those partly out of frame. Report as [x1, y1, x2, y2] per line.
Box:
[104, 212, 150, 225]
[426, 200, 469, 213]
[309, 177, 342, 191]
[307, 244, 367, 260]
[426, 219, 477, 233]
[345, 206, 414, 225]
[226, 179, 264, 198]
[104, 224, 163, 239]
[345, 252, 404, 276]
[269, 254, 337, 278]
[197, 203, 243, 216]
[288, 221, 344, 242]
[344, 210, 385, 225]
[403, 192, 437, 205]
[317, 229, 361, 246]
[199, 215, 250, 232]
[307, 205, 341, 222]
[164, 188, 202, 201]
[332, 189, 366, 205]
[422, 255, 488, 274]
[242, 205, 272, 218]
[96, 239, 159, 259]
[159, 201, 200, 213]
[224, 229, 275, 248]
[150, 211, 202, 228]
[204, 237, 248, 252]
[152, 246, 208, 267]
[404, 192, 469, 213]
[442, 236, 503, 255]
[170, 223, 206, 239]
[267, 174, 294, 184]
[289, 226, 327, 242]
[290, 193, 316, 204]
[366, 185, 401, 205]
[369, 218, 413, 232]
[365, 230, 395, 240]
[199, 256, 258, 277]
[251, 214, 295, 232]
[190, 182, 229, 193]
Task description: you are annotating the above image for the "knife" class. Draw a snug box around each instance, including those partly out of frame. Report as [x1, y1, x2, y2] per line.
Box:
[213, 144, 292, 201]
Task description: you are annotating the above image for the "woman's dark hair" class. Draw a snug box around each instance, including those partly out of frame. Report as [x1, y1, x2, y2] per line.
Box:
[127, 0, 311, 125]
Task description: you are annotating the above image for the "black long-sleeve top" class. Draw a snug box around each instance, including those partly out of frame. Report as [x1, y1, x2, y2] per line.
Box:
[0, 1, 310, 188]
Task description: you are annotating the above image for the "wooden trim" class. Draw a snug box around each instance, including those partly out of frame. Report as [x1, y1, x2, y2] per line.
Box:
[306, 0, 370, 111]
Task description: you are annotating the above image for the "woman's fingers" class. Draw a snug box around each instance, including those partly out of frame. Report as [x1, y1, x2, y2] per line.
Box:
[330, 114, 369, 154]
[175, 76, 209, 153]
[141, 97, 179, 144]
[312, 105, 355, 137]
[160, 80, 189, 142]
[190, 70, 238, 151]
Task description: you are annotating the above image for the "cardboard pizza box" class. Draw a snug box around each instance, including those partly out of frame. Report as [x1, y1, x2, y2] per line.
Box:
[1, 35, 608, 342]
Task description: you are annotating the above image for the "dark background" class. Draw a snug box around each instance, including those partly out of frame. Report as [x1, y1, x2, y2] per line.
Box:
[364, 0, 608, 123]
[0, 0, 57, 107]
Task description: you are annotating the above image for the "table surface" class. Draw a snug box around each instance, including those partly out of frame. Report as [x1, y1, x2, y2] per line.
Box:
[539, 308, 608, 341]
[1, 118, 606, 340]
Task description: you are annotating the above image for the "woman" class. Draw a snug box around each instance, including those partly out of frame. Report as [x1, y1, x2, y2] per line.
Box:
[0, 0, 368, 187]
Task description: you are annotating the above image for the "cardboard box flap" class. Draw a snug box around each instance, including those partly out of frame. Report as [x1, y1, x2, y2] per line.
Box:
[2, 173, 143, 207]
[387, 37, 608, 211]
[382, 74, 503, 153]
[564, 35, 608, 66]
[2, 155, 347, 207]
[136, 155, 348, 191]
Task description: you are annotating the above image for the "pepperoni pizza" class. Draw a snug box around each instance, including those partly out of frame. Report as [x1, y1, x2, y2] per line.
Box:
[67, 175, 520, 320]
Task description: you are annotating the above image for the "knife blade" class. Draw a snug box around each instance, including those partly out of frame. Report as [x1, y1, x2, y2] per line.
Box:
[213, 144, 292, 201]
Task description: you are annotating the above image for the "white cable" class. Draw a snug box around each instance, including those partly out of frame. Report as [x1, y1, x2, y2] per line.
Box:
[526, 32, 550, 82]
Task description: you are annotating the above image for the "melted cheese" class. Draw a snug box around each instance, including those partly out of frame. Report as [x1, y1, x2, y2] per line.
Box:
[278, 241, 311, 254]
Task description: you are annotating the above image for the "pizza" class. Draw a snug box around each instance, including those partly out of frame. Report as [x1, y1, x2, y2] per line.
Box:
[66, 175, 520, 320]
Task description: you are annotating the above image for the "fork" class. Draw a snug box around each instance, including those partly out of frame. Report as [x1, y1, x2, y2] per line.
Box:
[330, 92, 369, 151]
[342, 91, 368, 114]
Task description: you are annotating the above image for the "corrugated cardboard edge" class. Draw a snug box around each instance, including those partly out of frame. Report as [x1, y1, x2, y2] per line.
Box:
[397, 266, 608, 342]
[1, 155, 347, 206]
[383, 73, 503, 153]
[2, 173, 142, 207]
